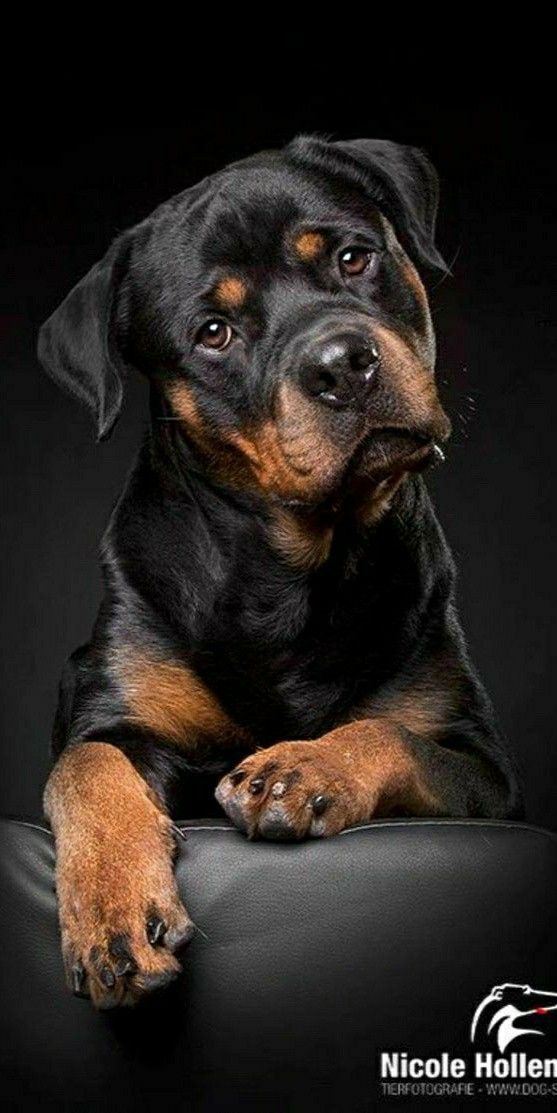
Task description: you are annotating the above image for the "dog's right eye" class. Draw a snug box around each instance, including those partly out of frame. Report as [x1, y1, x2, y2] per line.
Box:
[196, 320, 234, 351]
[338, 246, 377, 277]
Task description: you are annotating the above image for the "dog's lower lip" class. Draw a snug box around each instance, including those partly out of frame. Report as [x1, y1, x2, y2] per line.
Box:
[365, 427, 432, 449]
[378, 432, 448, 465]
[351, 427, 446, 478]
[378, 430, 448, 465]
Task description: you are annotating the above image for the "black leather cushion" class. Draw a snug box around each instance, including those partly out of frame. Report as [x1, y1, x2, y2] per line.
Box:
[1, 816, 556, 1112]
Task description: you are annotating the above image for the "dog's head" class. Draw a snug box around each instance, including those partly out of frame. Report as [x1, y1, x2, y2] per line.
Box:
[38, 135, 451, 507]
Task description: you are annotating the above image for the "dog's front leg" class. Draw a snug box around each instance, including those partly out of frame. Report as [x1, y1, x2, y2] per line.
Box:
[215, 718, 512, 838]
[44, 741, 193, 1007]
[215, 720, 433, 838]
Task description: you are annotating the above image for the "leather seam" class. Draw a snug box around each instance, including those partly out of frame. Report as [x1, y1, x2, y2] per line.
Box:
[337, 820, 557, 839]
[175, 824, 235, 834]
[9, 819, 52, 836]
[5, 818, 556, 843]
[176, 819, 557, 841]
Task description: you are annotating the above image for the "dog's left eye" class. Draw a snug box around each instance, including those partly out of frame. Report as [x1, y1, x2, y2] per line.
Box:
[339, 247, 376, 277]
[197, 320, 234, 351]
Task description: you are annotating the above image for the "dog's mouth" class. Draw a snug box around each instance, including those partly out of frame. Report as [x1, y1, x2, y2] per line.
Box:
[347, 425, 446, 482]
[276, 428, 446, 512]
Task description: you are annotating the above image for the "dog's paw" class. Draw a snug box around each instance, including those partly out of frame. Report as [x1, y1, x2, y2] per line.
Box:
[215, 739, 374, 840]
[55, 818, 194, 1008]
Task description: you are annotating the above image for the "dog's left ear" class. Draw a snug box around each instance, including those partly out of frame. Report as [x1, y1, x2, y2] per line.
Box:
[290, 135, 448, 274]
[37, 232, 133, 441]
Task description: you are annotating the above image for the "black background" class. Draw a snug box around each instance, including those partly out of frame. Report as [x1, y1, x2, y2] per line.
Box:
[2, 82, 555, 826]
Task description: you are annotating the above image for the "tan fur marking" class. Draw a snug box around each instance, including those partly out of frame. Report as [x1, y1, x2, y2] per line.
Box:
[168, 380, 347, 503]
[168, 382, 206, 437]
[43, 742, 191, 1007]
[168, 382, 254, 490]
[400, 255, 429, 308]
[373, 322, 451, 440]
[294, 231, 325, 262]
[226, 381, 342, 500]
[168, 380, 324, 498]
[226, 421, 318, 498]
[270, 508, 334, 570]
[372, 685, 455, 739]
[355, 474, 407, 528]
[379, 212, 435, 360]
[358, 657, 462, 741]
[118, 651, 247, 748]
[214, 276, 247, 310]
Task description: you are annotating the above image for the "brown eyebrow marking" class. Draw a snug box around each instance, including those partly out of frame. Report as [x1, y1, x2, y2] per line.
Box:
[294, 231, 325, 262]
[214, 276, 247, 310]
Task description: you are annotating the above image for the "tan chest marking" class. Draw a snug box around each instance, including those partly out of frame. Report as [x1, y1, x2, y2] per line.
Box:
[357, 660, 462, 742]
[269, 507, 334, 571]
[117, 651, 247, 748]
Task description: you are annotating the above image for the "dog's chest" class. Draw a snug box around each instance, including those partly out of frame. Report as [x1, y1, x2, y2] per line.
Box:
[200, 635, 355, 742]
[179, 513, 422, 741]
[192, 562, 393, 741]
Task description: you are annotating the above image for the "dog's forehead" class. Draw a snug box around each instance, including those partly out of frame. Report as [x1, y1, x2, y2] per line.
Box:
[183, 157, 374, 270]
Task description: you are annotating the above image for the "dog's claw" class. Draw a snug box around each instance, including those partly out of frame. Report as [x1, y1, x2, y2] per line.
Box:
[71, 961, 88, 997]
[114, 956, 136, 977]
[100, 966, 116, 989]
[311, 794, 330, 816]
[109, 933, 138, 976]
[229, 769, 247, 785]
[146, 915, 167, 946]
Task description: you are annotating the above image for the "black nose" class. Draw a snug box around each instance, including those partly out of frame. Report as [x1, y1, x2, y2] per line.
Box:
[299, 332, 380, 407]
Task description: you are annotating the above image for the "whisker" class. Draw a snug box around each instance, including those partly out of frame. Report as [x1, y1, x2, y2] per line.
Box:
[430, 243, 462, 289]
[190, 918, 209, 941]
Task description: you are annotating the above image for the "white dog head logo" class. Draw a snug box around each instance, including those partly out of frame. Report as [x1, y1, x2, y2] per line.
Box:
[471, 984, 557, 1053]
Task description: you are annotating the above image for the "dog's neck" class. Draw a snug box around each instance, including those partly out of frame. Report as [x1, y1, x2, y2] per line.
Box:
[151, 408, 410, 576]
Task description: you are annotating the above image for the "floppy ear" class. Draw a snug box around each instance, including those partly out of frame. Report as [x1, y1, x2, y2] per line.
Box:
[37, 233, 132, 441]
[289, 135, 448, 274]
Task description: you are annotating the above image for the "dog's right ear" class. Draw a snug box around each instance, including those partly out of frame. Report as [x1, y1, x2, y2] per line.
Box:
[37, 232, 133, 441]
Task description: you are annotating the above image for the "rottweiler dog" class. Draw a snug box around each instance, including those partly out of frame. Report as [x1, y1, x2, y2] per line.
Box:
[38, 135, 522, 1008]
